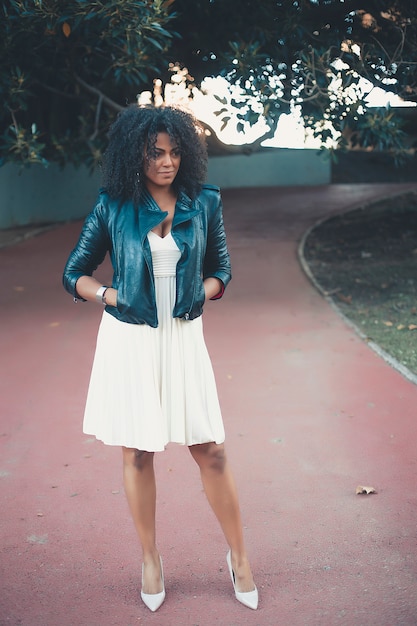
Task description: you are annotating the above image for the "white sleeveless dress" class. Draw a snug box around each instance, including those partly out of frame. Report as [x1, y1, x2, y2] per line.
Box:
[83, 230, 225, 452]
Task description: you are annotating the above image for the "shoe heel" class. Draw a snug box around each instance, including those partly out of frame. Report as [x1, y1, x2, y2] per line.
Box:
[141, 556, 166, 612]
[226, 550, 258, 610]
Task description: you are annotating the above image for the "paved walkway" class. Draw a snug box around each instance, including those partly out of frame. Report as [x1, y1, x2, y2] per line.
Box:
[1, 183, 417, 626]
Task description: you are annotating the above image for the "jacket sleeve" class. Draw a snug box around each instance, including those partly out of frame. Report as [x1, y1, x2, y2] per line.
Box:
[202, 188, 232, 299]
[62, 195, 110, 300]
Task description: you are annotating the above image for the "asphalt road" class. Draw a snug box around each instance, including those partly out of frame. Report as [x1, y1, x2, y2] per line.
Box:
[1, 183, 417, 626]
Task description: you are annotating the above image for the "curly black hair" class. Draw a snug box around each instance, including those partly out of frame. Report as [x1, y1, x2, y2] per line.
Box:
[101, 104, 208, 202]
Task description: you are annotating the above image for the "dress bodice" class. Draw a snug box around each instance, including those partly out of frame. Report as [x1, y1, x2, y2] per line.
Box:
[147, 231, 181, 277]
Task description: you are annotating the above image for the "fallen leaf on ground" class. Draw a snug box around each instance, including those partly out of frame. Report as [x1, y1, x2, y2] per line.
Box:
[337, 293, 352, 304]
[356, 485, 377, 495]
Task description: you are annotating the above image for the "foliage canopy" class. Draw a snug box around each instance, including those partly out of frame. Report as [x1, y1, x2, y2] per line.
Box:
[1, 0, 175, 167]
[1, 0, 416, 167]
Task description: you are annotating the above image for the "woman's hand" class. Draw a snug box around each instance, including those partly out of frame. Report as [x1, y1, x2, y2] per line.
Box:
[75, 276, 117, 306]
[203, 277, 223, 302]
[103, 287, 117, 307]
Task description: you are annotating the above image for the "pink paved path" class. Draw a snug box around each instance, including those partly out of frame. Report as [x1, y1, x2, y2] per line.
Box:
[1, 184, 417, 626]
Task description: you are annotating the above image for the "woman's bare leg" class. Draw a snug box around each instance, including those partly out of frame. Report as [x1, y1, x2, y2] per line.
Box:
[189, 442, 255, 592]
[122, 447, 163, 594]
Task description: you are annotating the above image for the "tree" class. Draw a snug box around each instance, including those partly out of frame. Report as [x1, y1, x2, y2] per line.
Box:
[0, 0, 176, 168]
[1, 0, 416, 168]
[167, 0, 417, 160]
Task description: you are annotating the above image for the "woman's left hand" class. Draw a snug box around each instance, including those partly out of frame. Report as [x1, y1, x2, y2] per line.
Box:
[203, 277, 223, 302]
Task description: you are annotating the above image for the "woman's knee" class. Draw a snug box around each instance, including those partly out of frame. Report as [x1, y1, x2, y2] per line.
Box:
[189, 442, 227, 473]
[122, 447, 154, 471]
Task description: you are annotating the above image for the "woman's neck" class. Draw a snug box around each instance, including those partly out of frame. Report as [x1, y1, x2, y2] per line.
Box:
[145, 183, 177, 213]
[146, 182, 176, 203]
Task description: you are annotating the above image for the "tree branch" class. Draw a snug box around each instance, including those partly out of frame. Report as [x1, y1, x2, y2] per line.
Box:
[201, 118, 277, 155]
[74, 75, 125, 113]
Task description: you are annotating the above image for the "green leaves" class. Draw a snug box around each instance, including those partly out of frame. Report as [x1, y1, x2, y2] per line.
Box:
[169, 0, 417, 158]
[1, 0, 416, 168]
[0, 0, 176, 168]
[3, 121, 48, 167]
[349, 107, 409, 166]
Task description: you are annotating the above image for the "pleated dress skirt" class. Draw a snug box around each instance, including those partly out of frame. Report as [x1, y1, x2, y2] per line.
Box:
[83, 231, 225, 452]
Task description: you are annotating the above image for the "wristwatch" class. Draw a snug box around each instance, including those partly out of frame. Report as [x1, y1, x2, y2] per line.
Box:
[95, 285, 109, 304]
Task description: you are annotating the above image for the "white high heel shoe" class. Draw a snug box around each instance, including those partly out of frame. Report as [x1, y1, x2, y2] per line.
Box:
[226, 550, 258, 610]
[140, 557, 165, 612]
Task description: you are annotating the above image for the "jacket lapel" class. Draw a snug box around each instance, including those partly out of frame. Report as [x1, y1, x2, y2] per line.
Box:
[173, 191, 200, 227]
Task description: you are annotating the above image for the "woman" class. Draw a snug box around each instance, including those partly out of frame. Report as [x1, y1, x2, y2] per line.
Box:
[63, 104, 257, 612]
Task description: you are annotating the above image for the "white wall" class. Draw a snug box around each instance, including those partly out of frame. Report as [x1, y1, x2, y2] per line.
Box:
[0, 149, 330, 228]
[207, 148, 330, 188]
[0, 163, 101, 228]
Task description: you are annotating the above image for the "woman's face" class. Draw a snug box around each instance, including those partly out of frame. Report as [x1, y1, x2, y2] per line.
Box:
[144, 132, 181, 190]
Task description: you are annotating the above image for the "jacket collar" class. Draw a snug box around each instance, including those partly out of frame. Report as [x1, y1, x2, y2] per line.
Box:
[174, 190, 200, 225]
[138, 188, 200, 240]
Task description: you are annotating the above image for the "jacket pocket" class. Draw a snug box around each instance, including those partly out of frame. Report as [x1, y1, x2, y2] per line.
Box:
[193, 278, 206, 315]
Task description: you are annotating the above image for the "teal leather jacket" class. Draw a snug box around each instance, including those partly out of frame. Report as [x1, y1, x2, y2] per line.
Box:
[63, 185, 231, 327]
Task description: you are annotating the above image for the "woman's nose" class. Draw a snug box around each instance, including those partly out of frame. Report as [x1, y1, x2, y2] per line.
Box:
[162, 153, 173, 166]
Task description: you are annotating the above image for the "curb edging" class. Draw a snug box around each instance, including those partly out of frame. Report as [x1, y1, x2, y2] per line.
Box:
[297, 188, 417, 387]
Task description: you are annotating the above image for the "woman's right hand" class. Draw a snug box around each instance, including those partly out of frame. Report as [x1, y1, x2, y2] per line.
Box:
[75, 276, 117, 306]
